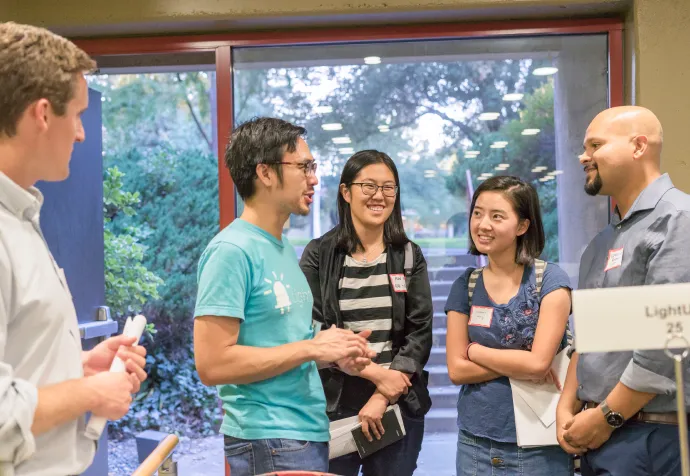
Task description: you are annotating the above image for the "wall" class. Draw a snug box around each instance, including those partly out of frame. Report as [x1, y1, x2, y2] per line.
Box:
[1, 0, 626, 26]
[633, 0, 690, 191]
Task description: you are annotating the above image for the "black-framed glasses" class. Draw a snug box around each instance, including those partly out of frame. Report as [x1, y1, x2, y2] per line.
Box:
[351, 182, 399, 197]
[278, 161, 318, 176]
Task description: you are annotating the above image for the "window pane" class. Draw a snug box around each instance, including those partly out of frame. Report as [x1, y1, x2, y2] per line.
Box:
[87, 52, 221, 474]
[232, 34, 609, 471]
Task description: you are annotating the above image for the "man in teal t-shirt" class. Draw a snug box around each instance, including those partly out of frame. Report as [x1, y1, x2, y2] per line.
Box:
[193, 117, 374, 476]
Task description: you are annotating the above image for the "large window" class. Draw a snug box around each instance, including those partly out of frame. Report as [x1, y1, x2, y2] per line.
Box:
[232, 34, 611, 471]
[86, 52, 222, 475]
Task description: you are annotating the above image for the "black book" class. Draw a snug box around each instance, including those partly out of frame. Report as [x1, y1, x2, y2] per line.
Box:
[351, 407, 406, 458]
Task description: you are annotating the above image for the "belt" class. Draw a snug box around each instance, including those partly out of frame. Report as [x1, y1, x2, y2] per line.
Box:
[584, 401, 688, 425]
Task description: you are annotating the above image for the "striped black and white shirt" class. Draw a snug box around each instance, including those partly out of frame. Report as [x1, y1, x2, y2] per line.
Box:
[339, 252, 393, 366]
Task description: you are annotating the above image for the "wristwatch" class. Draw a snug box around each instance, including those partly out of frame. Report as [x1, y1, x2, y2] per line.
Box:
[599, 400, 625, 428]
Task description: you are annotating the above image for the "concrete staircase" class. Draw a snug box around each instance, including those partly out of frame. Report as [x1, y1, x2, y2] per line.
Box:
[422, 249, 478, 433]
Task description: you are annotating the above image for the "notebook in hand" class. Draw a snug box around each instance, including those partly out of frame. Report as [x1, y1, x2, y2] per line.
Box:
[351, 406, 406, 458]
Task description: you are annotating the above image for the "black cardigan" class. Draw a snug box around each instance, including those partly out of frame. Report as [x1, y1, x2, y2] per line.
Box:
[299, 227, 433, 418]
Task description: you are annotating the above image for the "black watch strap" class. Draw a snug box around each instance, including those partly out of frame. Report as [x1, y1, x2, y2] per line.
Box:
[600, 400, 625, 428]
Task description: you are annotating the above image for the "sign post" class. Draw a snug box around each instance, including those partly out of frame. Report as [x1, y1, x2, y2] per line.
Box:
[667, 334, 690, 476]
[572, 283, 690, 476]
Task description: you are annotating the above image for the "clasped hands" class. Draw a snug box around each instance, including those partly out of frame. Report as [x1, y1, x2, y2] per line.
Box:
[313, 325, 376, 374]
[312, 325, 412, 402]
[558, 408, 613, 455]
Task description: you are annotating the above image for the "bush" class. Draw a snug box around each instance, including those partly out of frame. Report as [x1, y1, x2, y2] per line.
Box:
[104, 166, 163, 317]
[109, 338, 222, 439]
[104, 148, 221, 439]
[106, 148, 218, 341]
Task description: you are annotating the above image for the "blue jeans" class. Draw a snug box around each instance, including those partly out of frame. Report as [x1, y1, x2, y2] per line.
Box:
[456, 429, 574, 476]
[581, 421, 686, 475]
[328, 414, 425, 476]
[224, 435, 329, 476]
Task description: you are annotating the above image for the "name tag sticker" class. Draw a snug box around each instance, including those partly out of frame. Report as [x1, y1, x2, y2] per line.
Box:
[604, 247, 624, 271]
[389, 274, 407, 292]
[469, 306, 493, 327]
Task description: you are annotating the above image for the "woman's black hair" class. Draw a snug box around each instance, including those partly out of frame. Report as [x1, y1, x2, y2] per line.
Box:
[335, 150, 409, 253]
[468, 175, 545, 265]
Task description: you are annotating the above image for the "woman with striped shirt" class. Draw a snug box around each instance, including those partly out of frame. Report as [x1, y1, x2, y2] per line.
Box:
[300, 150, 433, 476]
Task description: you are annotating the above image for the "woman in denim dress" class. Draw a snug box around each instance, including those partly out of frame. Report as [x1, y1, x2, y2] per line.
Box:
[445, 176, 574, 476]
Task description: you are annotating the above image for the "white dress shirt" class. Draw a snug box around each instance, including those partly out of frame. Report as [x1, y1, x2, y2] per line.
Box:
[0, 171, 95, 476]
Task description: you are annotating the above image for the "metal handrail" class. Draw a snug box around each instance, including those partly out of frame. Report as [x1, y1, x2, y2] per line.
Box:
[131, 434, 179, 476]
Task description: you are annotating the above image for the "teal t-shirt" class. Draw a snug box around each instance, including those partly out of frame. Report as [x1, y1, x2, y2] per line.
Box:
[194, 218, 329, 442]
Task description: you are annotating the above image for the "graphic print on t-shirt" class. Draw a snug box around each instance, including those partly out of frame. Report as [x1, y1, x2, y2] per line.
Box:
[263, 271, 292, 314]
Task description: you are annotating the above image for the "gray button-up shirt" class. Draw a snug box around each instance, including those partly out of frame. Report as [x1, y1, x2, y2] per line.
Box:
[576, 174, 690, 412]
[0, 171, 95, 475]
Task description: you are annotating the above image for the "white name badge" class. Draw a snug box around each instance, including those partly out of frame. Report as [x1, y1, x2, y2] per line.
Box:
[469, 306, 493, 327]
[604, 247, 624, 271]
[572, 283, 690, 353]
[389, 274, 407, 292]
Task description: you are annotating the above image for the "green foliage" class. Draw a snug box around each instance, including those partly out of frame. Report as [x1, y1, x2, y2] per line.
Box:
[90, 72, 220, 439]
[105, 148, 218, 343]
[109, 341, 222, 439]
[444, 81, 560, 261]
[103, 166, 163, 317]
[445, 81, 556, 195]
[233, 58, 557, 246]
[538, 184, 559, 261]
[103, 149, 218, 438]
[90, 72, 214, 155]
[104, 166, 139, 217]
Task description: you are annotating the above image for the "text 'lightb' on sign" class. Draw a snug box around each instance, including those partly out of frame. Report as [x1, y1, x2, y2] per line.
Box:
[572, 283, 690, 353]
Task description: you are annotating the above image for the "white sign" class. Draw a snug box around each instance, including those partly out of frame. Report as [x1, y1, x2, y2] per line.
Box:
[572, 283, 690, 353]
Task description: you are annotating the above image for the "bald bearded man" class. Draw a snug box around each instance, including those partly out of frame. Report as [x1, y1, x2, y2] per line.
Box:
[556, 106, 690, 475]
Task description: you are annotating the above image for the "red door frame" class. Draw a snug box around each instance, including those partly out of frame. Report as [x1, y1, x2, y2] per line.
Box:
[74, 17, 623, 229]
[74, 19, 623, 475]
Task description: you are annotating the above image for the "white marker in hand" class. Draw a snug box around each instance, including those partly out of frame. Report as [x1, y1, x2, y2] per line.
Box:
[84, 314, 147, 440]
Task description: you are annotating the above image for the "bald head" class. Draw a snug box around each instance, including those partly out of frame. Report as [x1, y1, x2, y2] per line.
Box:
[580, 106, 664, 197]
[588, 106, 663, 161]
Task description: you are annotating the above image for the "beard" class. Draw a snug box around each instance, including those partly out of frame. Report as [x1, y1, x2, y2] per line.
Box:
[584, 170, 603, 196]
[293, 197, 312, 217]
[294, 206, 310, 217]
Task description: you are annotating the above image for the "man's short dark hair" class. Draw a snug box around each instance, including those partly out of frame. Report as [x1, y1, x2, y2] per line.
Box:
[468, 175, 545, 265]
[224, 117, 306, 200]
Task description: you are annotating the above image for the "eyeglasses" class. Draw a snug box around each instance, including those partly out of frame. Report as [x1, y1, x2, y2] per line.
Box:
[351, 182, 399, 197]
[278, 161, 318, 176]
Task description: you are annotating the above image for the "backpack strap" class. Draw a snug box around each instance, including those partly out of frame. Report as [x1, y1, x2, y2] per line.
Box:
[467, 267, 484, 307]
[534, 259, 546, 296]
[466, 259, 573, 349]
[470, 260, 545, 306]
[535, 259, 574, 348]
[403, 241, 414, 277]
